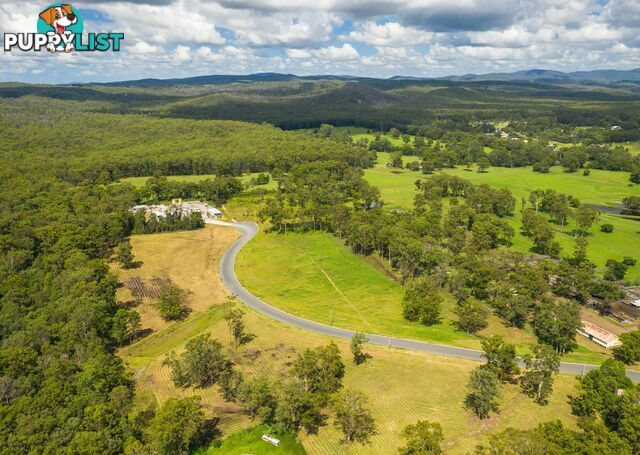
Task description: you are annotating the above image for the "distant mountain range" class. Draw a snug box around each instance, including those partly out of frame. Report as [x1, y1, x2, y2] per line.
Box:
[97, 68, 640, 87]
[440, 68, 640, 84]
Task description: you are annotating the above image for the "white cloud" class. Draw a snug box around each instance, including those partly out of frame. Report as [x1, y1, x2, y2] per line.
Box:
[90, 2, 226, 45]
[312, 43, 359, 60]
[3, 0, 640, 83]
[285, 48, 312, 58]
[347, 21, 433, 47]
[172, 45, 192, 63]
[129, 41, 162, 55]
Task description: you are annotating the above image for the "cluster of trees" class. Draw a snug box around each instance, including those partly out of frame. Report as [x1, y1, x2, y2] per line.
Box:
[258, 160, 381, 233]
[137, 175, 244, 205]
[131, 210, 205, 235]
[163, 333, 379, 446]
[0, 101, 373, 185]
[464, 336, 560, 419]
[476, 359, 640, 453]
[356, 125, 640, 179]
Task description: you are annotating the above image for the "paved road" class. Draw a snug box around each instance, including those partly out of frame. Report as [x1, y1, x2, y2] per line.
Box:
[219, 221, 640, 381]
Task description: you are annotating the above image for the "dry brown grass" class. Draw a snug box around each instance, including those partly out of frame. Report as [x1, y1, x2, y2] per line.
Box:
[112, 225, 239, 332]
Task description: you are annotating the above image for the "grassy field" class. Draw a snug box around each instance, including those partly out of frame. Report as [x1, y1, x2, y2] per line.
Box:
[612, 141, 640, 155]
[352, 132, 415, 147]
[200, 426, 306, 454]
[365, 153, 640, 283]
[119, 172, 278, 191]
[235, 229, 609, 364]
[116, 224, 580, 455]
[112, 225, 239, 332]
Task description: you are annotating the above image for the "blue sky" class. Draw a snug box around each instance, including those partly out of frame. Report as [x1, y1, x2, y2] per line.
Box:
[2, 0, 640, 83]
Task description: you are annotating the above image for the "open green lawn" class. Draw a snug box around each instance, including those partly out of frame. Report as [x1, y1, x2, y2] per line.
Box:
[236, 229, 608, 364]
[365, 153, 640, 284]
[200, 426, 306, 455]
[119, 172, 277, 190]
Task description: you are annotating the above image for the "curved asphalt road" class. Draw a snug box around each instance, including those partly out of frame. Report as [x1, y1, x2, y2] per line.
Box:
[219, 221, 640, 381]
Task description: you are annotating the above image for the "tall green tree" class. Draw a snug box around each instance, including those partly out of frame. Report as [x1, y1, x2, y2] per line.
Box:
[144, 397, 208, 455]
[274, 381, 326, 434]
[402, 277, 443, 326]
[454, 300, 488, 334]
[464, 366, 500, 419]
[398, 420, 444, 455]
[236, 376, 277, 423]
[156, 283, 188, 321]
[532, 299, 581, 354]
[290, 342, 345, 403]
[613, 330, 640, 365]
[224, 306, 253, 347]
[333, 390, 378, 444]
[481, 335, 519, 383]
[163, 334, 232, 389]
[573, 206, 600, 236]
[350, 332, 371, 365]
[520, 345, 560, 405]
[115, 240, 135, 269]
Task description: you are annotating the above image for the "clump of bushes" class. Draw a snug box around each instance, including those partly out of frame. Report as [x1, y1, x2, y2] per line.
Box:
[600, 223, 614, 233]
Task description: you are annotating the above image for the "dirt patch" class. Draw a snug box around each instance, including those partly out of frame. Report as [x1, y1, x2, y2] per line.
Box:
[125, 276, 173, 300]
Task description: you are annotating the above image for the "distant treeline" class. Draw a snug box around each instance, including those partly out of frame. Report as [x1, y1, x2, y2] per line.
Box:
[0, 99, 373, 185]
[136, 175, 245, 205]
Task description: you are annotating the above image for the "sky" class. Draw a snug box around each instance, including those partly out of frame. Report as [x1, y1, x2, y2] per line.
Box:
[1, 0, 640, 84]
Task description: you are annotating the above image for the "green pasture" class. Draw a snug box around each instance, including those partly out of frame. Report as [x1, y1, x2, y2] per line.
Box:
[352, 132, 415, 147]
[201, 426, 305, 455]
[366, 153, 640, 283]
[236, 229, 608, 364]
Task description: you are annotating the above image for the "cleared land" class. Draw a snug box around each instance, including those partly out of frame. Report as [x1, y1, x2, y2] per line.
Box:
[352, 132, 415, 147]
[365, 152, 640, 284]
[112, 225, 239, 332]
[235, 229, 608, 364]
[117, 225, 579, 455]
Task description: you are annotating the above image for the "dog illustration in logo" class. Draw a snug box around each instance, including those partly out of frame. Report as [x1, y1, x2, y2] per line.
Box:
[39, 4, 77, 52]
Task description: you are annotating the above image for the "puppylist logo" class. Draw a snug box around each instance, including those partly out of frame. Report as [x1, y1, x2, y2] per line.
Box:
[4, 3, 124, 53]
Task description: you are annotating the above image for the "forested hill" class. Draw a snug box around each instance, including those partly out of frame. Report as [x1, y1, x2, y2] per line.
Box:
[3, 76, 640, 131]
[0, 97, 371, 183]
